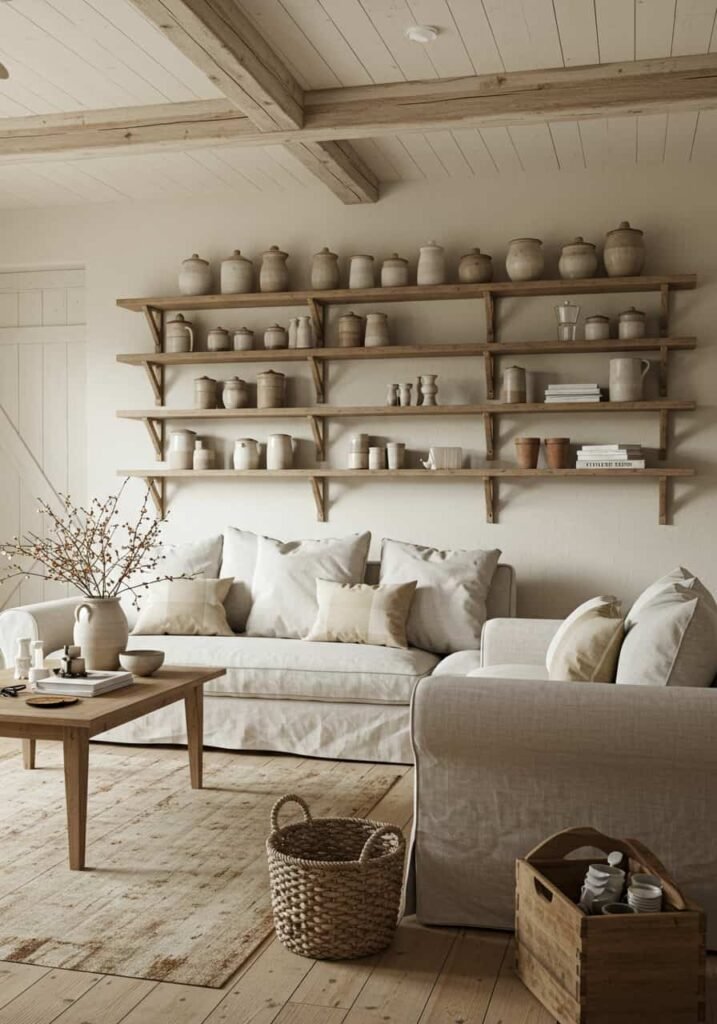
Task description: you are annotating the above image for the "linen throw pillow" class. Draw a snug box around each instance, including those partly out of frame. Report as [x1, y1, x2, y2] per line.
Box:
[548, 602, 624, 683]
[306, 579, 417, 648]
[616, 567, 717, 687]
[378, 539, 501, 654]
[220, 527, 263, 633]
[132, 578, 234, 636]
[546, 595, 621, 673]
[245, 533, 371, 640]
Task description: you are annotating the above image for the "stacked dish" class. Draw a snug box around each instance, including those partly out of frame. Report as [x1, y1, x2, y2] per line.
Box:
[627, 874, 663, 913]
[579, 861, 625, 914]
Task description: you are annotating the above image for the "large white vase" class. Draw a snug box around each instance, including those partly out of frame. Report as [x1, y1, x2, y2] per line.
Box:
[74, 597, 129, 670]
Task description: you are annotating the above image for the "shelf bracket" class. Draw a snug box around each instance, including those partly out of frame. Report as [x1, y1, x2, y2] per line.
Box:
[483, 412, 495, 461]
[308, 415, 326, 461]
[658, 344, 669, 398]
[484, 291, 496, 343]
[658, 409, 669, 462]
[143, 305, 164, 353]
[147, 477, 166, 519]
[659, 284, 670, 338]
[308, 355, 326, 403]
[658, 475, 669, 526]
[484, 478, 495, 523]
[307, 296, 325, 347]
[483, 350, 496, 401]
[310, 476, 327, 522]
[143, 361, 164, 406]
[143, 417, 164, 461]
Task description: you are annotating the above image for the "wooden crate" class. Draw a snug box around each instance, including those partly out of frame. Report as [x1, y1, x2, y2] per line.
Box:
[516, 826, 705, 1024]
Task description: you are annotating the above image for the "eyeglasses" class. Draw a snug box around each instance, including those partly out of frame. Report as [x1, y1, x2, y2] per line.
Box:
[0, 684, 26, 697]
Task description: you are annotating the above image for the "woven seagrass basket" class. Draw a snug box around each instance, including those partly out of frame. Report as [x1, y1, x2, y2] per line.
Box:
[266, 793, 406, 960]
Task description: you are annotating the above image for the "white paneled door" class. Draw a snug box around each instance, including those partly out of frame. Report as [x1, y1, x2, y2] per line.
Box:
[0, 267, 86, 609]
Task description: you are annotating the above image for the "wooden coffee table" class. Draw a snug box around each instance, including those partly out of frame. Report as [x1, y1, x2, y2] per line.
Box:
[0, 666, 222, 870]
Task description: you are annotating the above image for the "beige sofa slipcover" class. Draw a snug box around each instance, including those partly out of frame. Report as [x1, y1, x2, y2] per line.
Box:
[407, 616, 717, 948]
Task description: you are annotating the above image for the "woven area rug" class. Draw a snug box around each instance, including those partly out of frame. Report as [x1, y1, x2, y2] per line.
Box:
[0, 739, 402, 987]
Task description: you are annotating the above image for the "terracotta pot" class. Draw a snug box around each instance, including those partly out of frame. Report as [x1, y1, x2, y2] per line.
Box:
[545, 437, 570, 469]
[506, 238, 544, 282]
[603, 221, 644, 277]
[179, 254, 211, 296]
[73, 598, 129, 671]
[458, 248, 493, 283]
[311, 247, 339, 290]
[558, 237, 598, 280]
[515, 436, 540, 469]
[220, 250, 254, 294]
[260, 245, 289, 292]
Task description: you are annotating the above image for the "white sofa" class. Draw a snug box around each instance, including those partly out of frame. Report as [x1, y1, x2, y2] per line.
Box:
[0, 562, 516, 765]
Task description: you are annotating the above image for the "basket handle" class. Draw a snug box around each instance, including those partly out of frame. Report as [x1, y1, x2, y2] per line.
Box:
[270, 794, 313, 834]
[359, 824, 405, 867]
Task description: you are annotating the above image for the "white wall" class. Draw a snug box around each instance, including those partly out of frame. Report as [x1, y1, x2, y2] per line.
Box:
[0, 162, 714, 617]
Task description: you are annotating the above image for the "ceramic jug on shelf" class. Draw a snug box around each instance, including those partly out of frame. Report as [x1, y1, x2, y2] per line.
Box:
[233, 438, 260, 470]
[266, 434, 293, 470]
[609, 358, 650, 402]
[165, 313, 194, 353]
[603, 221, 644, 277]
[168, 429, 197, 470]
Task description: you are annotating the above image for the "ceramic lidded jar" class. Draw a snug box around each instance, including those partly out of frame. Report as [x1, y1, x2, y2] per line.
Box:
[165, 313, 194, 353]
[179, 254, 212, 296]
[458, 248, 493, 284]
[233, 438, 260, 470]
[220, 249, 254, 294]
[381, 253, 409, 287]
[256, 369, 285, 409]
[233, 326, 254, 351]
[506, 238, 544, 282]
[264, 324, 288, 350]
[194, 375, 218, 409]
[603, 221, 644, 277]
[558, 237, 598, 280]
[585, 314, 611, 341]
[337, 311, 364, 347]
[617, 306, 646, 339]
[207, 326, 230, 351]
[417, 241, 445, 286]
[311, 247, 339, 290]
[222, 377, 249, 409]
[349, 254, 375, 289]
[365, 311, 389, 347]
[503, 365, 527, 403]
[260, 245, 289, 292]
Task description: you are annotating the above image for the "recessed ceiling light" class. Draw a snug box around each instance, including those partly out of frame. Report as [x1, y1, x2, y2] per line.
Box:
[0, 63, 8, 80]
[405, 24, 439, 44]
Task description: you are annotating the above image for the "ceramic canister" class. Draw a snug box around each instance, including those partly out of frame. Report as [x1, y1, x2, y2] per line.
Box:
[585, 315, 611, 341]
[506, 238, 544, 282]
[417, 241, 445, 286]
[338, 311, 364, 347]
[603, 221, 644, 277]
[618, 306, 646, 339]
[264, 324, 288, 350]
[194, 376, 218, 409]
[222, 377, 250, 409]
[266, 433, 293, 470]
[296, 316, 314, 349]
[458, 248, 493, 284]
[503, 365, 527, 403]
[381, 253, 409, 287]
[260, 245, 289, 292]
[368, 445, 386, 470]
[256, 369, 285, 409]
[165, 313, 194, 353]
[220, 249, 254, 294]
[233, 326, 254, 351]
[558, 237, 598, 280]
[311, 247, 339, 290]
[179, 254, 211, 296]
[364, 312, 389, 347]
[233, 438, 260, 470]
[349, 254, 375, 289]
[168, 429, 196, 469]
[207, 326, 231, 351]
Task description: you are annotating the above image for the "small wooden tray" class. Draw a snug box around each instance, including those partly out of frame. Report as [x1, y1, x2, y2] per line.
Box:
[25, 695, 79, 708]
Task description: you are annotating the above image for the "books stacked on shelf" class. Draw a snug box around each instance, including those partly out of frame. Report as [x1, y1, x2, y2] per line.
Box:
[36, 670, 134, 697]
[576, 444, 646, 469]
[545, 383, 602, 403]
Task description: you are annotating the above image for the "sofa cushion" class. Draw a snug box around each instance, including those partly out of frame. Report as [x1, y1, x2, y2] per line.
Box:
[125, 634, 438, 704]
[546, 595, 621, 672]
[430, 650, 484, 676]
[306, 579, 417, 648]
[548, 605, 624, 683]
[220, 527, 261, 633]
[466, 664, 550, 680]
[132, 578, 234, 636]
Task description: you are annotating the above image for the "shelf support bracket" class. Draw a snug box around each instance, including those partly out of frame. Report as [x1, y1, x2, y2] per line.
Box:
[310, 476, 327, 522]
[308, 356, 326, 403]
[143, 417, 164, 462]
[143, 305, 164, 353]
[307, 297, 325, 347]
[147, 478, 166, 519]
[484, 478, 495, 524]
[658, 344, 669, 399]
[308, 415, 326, 461]
[658, 476, 669, 526]
[484, 291, 496, 343]
[483, 412, 495, 461]
[659, 284, 670, 338]
[483, 350, 496, 401]
[143, 361, 164, 406]
[658, 409, 669, 462]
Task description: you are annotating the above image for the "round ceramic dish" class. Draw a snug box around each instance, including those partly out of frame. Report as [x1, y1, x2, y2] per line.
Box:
[119, 650, 165, 676]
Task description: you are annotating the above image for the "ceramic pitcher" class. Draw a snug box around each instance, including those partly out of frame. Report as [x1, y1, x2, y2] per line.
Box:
[165, 314, 194, 353]
[73, 598, 129, 670]
[609, 358, 650, 402]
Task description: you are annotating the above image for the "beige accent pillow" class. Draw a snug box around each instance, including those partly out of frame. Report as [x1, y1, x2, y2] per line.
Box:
[546, 595, 621, 671]
[306, 579, 417, 648]
[548, 603, 624, 683]
[132, 578, 234, 636]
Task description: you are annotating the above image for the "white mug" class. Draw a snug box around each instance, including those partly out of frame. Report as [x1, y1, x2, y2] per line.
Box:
[386, 442, 405, 470]
[609, 357, 650, 402]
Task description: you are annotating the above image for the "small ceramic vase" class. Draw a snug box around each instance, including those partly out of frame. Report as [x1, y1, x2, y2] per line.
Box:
[220, 250, 254, 294]
[558, 237, 598, 280]
[515, 436, 540, 469]
[399, 383, 413, 407]
[222, 377, 249, 409]
[585, 315, 611, 341]
[417, 241, 445, 286]
[368, 445, 386, 470]
[233, 438, 260, 470]
[349, 254, 375, 289]
[193, 440, 213, 471]
[365, 312, 389, 347]
[267, 433, 293, 470]
[260, 245, 289, 292]
[207, 326, 230, 351]
[165, 314, 194, 353]
[420, 374, 438, 406]
[168, 429, 196, 469]
[386, 383, 399, 406]
[194, 376, 218, 409]
[603, 221, 644, 277]
[503, 365, 527, 403]
[179, 254, 211, 296]
[458, 248, 493, 284]
[386, 442, 405, 470]
[506, 238, 544, 281]
[233, 326, 254, 351]
[311, 247, 339, 290]
[338, 311, 364, 347]
[264, 324, 288, 350]
[73, 598, 128, 671]
[296, 316, 314, 349]
[288, 317, 299, 349]
[617, 306, 646, 339]
[256, 369, 285, 409]
[381, 254, 409, 287]
[545, 438, 570, 469]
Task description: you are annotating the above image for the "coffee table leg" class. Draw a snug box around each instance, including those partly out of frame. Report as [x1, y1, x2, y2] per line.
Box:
[184, 686, 203, 789]
[63, 729, 89, 870]
[22, 739, 36, 769]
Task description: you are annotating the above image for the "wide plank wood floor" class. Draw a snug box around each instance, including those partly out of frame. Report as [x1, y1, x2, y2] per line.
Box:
[0, 738, 714, 1024]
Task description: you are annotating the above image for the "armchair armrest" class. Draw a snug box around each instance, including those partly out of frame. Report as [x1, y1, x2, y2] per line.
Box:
[0, 597, 82, 668]
[480, 617, 561, 668]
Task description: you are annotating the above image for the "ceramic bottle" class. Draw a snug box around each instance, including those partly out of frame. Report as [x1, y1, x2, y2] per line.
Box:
[260, 246, 289, 292]
[458, 248, 493, 283]
[222, 377, 250, 409]
[386, 383, 399, 406]
[220, 250, 254, 294]
[165, 314, 194, 353]
[349, 254, 375, 289]
[233, 438, 260, 470]
[420, 374, 438, 406]
[179, 254, 212, 296]
[288, 318, 299, 349]
[194, 376, 218, 409]
[506, 238, 544, 281]
[417, 242, 445, 286]
[266, 434, 293, 470]
[381, 254, 409, 287]
[558, 237, 598, 280]
[337, 312, 364, 347]
[603, 221, 644, 277]
[311, 247, 339, 290]
[399, 383, 413, 407]
[193, 439, 213, 470]
[364, 312, 389, 347]
[256, 370, 285, 409]
[264, 324, 288, 350]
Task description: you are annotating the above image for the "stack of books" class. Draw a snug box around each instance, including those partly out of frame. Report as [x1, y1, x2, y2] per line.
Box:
[36, 670, 134, 697]
[544, 383, 602, 404]
[576, 444, 645, 469]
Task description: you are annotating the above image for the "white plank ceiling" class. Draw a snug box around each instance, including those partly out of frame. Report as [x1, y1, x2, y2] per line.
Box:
[0, 0, 717, 206]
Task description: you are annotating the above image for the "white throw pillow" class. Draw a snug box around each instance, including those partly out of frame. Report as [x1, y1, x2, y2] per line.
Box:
[132, 578, 234, 636]
[548, 605, 624, 683]
[220, 527, 263, 633]
[546, 595, 621, 675]
[306, 579, 417, 648]
[245, 533, 371, 640]
[378, 539, 501, 654]
[617, 567, 717, 687]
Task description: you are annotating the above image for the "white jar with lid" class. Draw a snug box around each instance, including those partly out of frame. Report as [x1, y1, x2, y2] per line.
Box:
[179, 254, 211, 296]
[585, 315, 611, 341]
[618, 306, 646, 340]
[381, 253, 409, 287]
[349, 254, 375, 289]
[207, 326, 231, 351]
[220, 250, 254, 294]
